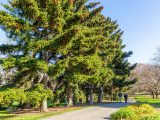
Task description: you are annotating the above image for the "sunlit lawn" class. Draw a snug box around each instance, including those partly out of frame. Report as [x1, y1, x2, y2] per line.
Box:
[0, 107, 84, 120]
[0, 110, 15, 119]
[135, 95, 160, 107]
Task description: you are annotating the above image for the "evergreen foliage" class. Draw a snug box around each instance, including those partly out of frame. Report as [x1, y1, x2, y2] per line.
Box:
[26, 84, 53, 108]
[0, 88, 26, 108]
[110, 49, 137, 93]
[0, 84, 52, 109]
[0, 0, 136, 110]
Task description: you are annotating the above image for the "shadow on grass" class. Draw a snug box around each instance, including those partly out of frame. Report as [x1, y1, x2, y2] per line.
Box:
[0, 115, 16, 119]
[0, 110, 16, 119]
[135, 95, 160, 108]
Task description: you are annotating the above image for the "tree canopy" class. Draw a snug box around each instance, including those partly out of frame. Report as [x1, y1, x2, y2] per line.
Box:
[0, 0, 135, 111]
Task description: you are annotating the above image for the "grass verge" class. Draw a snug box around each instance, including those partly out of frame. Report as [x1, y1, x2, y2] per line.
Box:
[135, 95, 160, 107]
[0, 107, 85, 120]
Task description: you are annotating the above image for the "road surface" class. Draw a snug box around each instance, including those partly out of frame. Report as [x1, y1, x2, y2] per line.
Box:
[42, 101, 134, 120]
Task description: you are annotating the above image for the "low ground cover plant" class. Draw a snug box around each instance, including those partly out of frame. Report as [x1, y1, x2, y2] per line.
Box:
[110, 107, 138, 120]
[110, 104, 160, 120]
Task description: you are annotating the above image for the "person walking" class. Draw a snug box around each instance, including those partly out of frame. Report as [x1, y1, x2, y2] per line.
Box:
[118, 92, 122, 103]
[124, 93, 128, 103]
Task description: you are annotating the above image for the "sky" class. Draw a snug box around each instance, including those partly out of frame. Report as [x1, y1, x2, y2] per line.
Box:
[0, 0, 160, 64]
[90, 0, 160, 63]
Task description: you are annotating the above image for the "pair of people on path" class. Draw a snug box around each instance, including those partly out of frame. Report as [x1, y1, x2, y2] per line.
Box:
[118, 93, 128, 103]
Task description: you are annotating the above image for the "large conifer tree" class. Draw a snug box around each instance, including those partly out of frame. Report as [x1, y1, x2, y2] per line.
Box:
[0, 0, 135, 111]
[109, 47, 137, 100]
[0, 0, 105, 111]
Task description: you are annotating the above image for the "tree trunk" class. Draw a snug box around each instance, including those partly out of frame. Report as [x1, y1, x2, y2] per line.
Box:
[110, 86, 113, 101]
[152, 94, 155, 99]
[25, 102, 31, 109]
[40, 73, 48, 112]
[97, 87, 103, 103]
[86, 90, 89, 104]
[40, 51, 50, 112]
[40, 98, 48, 112]
[89, 89, 93, 105]
[66, 84, 73, 106]
[156, 94, 159, 99]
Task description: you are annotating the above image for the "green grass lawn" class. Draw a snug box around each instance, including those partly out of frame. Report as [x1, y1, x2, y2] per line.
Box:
[0, 107, 84, 120]
[0, 102, 109, 120]
[135, 95, 160, 108]
[0, 110, 16, 120]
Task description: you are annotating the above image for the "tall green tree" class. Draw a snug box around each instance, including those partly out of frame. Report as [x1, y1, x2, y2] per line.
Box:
[110, 49, 137, 100]
[82, 16, 123, 104]
[0, 0, 105, 110]
[0, 0, 135, 110]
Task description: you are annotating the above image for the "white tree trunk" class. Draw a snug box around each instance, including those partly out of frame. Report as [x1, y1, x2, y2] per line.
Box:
[40, 73, 48, 112]
[67, 84, 73, 106]
[40, 98, 48, 112]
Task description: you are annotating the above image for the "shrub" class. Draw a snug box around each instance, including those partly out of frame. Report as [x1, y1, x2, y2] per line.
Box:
[127, 104, 155, 116]
[110, 107, 138, 120]
[141, 115, 160, 120]
[138, 104, 155, 114]
[0, 84, 53, 109]
[110, 104, 158, 120]
[0, 88, 26, 108]
[126, 105, 138, 112]
[25, 84, 53, 108]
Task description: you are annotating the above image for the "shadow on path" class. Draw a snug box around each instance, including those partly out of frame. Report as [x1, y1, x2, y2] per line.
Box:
[103, 117, 110, 120]
[42, 100, 134, 120]
[95, 102, 133, 108]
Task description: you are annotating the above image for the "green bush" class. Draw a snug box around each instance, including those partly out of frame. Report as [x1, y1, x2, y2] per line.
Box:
[110, 107, 138, 120]
[25, 84, 53, 108]
[141, 115, 160, 120]
[110, 104, 158, 120]
[138, 104, 155, 114]
[0, 84, 53, 109]
[125, 105, 138, 111]
[0, 88, 26, 108]
[126, 104, 156, 116]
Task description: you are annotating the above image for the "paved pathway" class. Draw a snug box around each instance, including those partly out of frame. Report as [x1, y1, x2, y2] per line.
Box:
[42, 100, 134, 120]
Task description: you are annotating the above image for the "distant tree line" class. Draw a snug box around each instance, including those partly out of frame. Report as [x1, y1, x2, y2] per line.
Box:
[130, 48, 160, 99]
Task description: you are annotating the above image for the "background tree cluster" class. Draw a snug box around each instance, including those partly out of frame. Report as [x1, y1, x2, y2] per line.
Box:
[0, 0, 135, 112]
[130, 48, 160, 99]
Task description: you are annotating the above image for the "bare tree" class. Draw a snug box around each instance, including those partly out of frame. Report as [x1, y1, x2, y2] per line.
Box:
[131, 64, 160, 99]
[141, 65, 160, 98]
